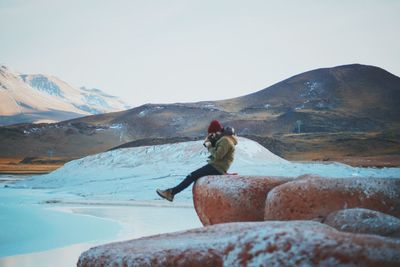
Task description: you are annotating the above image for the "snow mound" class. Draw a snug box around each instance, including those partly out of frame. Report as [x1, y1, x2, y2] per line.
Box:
[12, 137, 400, 202]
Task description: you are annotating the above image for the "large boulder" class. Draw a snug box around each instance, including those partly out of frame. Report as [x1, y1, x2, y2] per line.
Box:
[324, 208, 400, 238]
[264, 177, 400, 221]
[193, 175, 293, 225]
[78, 221, 400, 267]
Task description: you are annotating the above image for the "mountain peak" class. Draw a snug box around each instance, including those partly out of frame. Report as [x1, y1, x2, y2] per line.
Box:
[0, 66, 132, 126]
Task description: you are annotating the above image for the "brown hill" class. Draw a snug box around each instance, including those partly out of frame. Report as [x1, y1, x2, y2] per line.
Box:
[218, 64, 400, 133]
[0, 64, 399, 166]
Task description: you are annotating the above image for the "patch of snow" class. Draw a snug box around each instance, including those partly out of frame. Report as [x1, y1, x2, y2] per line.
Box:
[138, 106, 164, 117]
[300, 81, 323, 98]
[109, 123, 123, 130]
[23, 127, 41, 135]
[20, 74, 64, 98]
[138, 110, 147, 117]
[203, 104, 215, 108]
[316, 101, 328, 109]
[306, 81, 319, 91]
[295, 104, 305, 110]
[81, 93, 109, 109]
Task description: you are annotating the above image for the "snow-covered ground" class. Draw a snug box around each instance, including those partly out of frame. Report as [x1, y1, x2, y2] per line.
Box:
[10, 137, 400, 202]
[1, 137, 400, 266]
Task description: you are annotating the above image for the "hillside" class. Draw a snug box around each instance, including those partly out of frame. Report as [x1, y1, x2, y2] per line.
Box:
[216, 64, 400, 133]
[68, 64, 400, 136]
[0, 64, 399, 166]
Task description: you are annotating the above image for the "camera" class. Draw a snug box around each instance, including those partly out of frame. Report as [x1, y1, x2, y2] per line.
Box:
[203, 132, 221, 148]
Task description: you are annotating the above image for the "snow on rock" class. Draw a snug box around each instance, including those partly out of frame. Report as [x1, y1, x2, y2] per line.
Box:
[193, 175, 293, 225]
[77, 220, 400, 267]
[324, 208, 400, 238]
[264, 176, 400, 221]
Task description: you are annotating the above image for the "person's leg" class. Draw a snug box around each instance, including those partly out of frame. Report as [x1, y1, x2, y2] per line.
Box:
[170, 164, 221, 195]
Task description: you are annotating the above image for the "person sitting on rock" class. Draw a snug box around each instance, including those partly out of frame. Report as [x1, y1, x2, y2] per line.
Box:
[156, 120, 238, 202]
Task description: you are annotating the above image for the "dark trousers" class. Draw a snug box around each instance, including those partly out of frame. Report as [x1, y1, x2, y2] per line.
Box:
[171, 164, 222, 195]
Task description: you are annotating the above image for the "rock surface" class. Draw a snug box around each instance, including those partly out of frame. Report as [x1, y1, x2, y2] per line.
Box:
[78, 220, 400, 267]
[324, 208, 400, 238]
[193, 175, 293, 225]
[264, 177, 400, 221]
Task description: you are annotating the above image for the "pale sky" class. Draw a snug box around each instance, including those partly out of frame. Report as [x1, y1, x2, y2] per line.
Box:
[1, 0, 399, 107]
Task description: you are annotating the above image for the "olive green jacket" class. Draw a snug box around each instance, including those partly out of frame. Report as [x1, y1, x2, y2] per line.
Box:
[207, 135, 238, 174]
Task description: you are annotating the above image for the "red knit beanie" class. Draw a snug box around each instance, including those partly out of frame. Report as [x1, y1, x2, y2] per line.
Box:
[208, 120, 223, 133]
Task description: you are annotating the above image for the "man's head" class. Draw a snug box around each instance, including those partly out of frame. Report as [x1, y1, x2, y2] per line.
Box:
[208, 120, 223, 134]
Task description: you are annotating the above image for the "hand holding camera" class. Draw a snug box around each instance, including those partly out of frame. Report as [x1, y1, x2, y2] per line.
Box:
[203, 132, 220, 148]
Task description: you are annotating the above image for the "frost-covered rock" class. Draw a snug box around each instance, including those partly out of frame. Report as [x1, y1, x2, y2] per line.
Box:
[264, 176, 400, 221]
[78, 221, 400, 267]
[324, 208, 400, 238]
[193, 175, 293, 225]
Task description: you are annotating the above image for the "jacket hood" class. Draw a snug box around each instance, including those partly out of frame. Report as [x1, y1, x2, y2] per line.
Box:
[226, 135, 238, 146]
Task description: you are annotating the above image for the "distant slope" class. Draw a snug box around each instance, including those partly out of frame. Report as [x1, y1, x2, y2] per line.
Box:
[0, 65, 131, 125]
[215, 64, 400, 133]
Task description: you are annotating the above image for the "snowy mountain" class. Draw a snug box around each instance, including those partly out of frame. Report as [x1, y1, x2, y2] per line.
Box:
[0, 65, 131, 125]
[12, 137, 400, 203]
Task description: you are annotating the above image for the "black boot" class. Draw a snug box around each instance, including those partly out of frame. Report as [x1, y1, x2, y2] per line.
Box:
[156, 188, 174, 202]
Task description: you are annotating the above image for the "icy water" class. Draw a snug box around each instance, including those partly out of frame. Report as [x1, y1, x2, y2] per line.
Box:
[0, 175, 201, 267]
[0, 174, 27, 184]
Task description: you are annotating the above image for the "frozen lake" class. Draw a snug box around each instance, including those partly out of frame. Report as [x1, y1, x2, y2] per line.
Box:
[0, 176, 201, 267]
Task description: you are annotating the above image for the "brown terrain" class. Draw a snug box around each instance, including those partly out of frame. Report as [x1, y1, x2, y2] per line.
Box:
[0, 157, 70, 174]
[1, 64, 399, 173]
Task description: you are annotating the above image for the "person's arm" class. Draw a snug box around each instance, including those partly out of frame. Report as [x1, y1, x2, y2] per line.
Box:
[203, 135, 212, 148]
[203, 133, 217, 148]
[208, 138, 229, 160]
